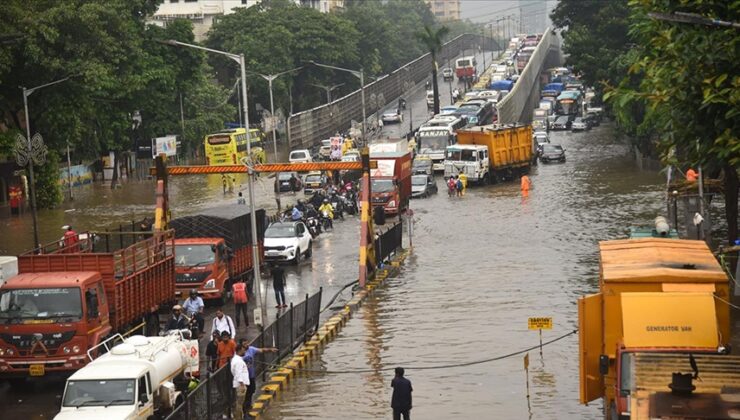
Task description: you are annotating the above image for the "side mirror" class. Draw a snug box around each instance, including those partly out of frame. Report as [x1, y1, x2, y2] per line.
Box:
[599, 355, 609, 375]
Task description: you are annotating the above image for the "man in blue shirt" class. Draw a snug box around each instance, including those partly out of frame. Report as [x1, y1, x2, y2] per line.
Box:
[391, 367, 413, 420]
[182, 289, 205, 336]
[291, 206, 303, 221]
[240, 340, 277, 416]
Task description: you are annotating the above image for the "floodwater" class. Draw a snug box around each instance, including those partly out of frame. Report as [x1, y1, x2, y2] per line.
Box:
[262, 124, 676, 419]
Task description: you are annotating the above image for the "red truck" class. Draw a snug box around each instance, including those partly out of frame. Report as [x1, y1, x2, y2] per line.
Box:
[0, 231, 175, 379]
[169, 207, 265, 303]
[369, 150, 412, 216]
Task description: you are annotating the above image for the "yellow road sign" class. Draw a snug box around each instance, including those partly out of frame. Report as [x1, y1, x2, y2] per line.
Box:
[528, 317, 552, 330]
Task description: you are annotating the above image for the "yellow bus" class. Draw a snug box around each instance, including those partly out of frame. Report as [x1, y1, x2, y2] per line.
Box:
[204, 128, 266, 166]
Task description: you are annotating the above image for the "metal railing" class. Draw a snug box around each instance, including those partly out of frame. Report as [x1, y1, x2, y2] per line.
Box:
[164, 289, 322, 420]
[375, 221, 403, 266]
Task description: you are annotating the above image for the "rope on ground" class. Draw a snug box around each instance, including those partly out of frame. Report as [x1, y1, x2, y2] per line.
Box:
[715, 294, 740, 311]
[255, 329, 578, 374]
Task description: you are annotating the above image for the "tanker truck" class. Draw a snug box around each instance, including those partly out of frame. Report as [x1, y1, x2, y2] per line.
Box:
[54, 331, 199, 420]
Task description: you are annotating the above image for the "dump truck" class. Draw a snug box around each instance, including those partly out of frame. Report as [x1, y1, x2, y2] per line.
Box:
[55, 332, 199, 420]
[0, 231, 176, 379]
[169, 207, 266, 303]
[444, 124, 532, 184]
[579, 238, 736, 419]
[369, 148, 412, 216]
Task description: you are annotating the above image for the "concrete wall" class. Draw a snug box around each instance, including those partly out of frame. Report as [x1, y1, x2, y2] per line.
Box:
[497, 29, 562, 124]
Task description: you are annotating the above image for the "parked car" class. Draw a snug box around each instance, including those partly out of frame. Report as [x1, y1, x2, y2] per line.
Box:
[382, 110, 403, 123]
[411, 174, 438, 198]
[571, 117, 588, 132]
[264, 221, 313, 264]
[551, 116, 571, 130]
[412, 157, 433, 175]
[583, 112, 600, 127]
[533, 132, 550, 151]
[289, 149, 313, 163]
[442, 67, 454, 81]
[539, 144, 566, 163]
[303, 171, 328, 194]
[276, 171, 300, 192]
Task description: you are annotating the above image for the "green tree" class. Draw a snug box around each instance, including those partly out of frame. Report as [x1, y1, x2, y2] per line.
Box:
[606, 0, 739, 245]
[417, 24, 449, 115]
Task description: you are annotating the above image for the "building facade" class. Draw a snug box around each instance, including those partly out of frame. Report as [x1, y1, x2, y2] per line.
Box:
[299, 0, 344, 13]
[424, 0, 460, 22]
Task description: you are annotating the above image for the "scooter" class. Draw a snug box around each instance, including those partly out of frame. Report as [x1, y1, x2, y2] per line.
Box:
[321, 210, 333, 231]
[330, 197, 345, 220]
[306, 216, 321, 238]
[341, 192, 358, 215]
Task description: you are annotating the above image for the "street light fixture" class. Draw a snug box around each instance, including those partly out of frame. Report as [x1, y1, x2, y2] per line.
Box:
[249, 66, 303, 163]
[18, 76, 70, 249]
[308, 82, 345, 104]
[161, 39, 267, 326]
[306, 61, 367, 145]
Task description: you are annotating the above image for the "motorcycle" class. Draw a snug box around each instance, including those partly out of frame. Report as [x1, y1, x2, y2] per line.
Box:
[321, 210, 333, 231]
[186, 311, 200, 339]
[341, 192, 358, 215]
[306, 216, 321, 238]
[330, 198, 345, 220]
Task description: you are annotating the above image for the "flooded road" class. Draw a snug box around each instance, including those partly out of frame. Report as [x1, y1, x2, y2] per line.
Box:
[262, 124, 670, 419]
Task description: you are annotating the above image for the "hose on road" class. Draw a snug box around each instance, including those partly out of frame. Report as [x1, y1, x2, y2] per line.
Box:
[320, 279, 360, 313]
[255, 329, 578, 374]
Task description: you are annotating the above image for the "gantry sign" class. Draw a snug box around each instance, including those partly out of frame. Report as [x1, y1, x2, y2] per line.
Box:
[151, 152, 378, 287]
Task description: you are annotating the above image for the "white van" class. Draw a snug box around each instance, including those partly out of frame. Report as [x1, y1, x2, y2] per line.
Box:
[289, 149, 312, 163]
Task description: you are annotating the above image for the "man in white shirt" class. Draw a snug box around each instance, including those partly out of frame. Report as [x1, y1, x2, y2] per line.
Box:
[211, 308, 235, 339]
[231, 343, 249, 420]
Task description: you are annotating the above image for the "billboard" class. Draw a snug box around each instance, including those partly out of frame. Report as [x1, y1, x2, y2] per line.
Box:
[152, 135, 178, 158]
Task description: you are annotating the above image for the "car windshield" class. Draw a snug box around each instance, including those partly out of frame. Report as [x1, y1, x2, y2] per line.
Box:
[174, 245, 215, 267]
[556, 117, 569, 123]
[446, 149, 477, 161]
[62, 379, 135, 407]
[411, 176, 428, 186]
[341, 155, 358, 162]
[305, 175, 322, 183]
[413, 160, 431, 169]
[574, 118, 583, 123]
[459, 104, 481, 111]
[265, 224, 297, 238]
[371, 179, 395, 192]
[543, 144, 563, 153]
[418, 134, 449, 151]
[277, 172, 294, 181]
[0, 287, 82, 320]
[290, 152, 306, 160]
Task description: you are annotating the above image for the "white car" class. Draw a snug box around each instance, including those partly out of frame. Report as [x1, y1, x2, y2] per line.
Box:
[289, 149, 312, 163]
[263, 221, 312, 264]
[342, 152, 360, 162]
[381, 111, 403, 123]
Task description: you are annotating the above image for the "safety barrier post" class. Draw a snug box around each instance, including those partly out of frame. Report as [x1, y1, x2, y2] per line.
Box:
[315, 287, 323, 332]
[260, 325, 266, 383]
[303, 293, 309, 343]
[289, 302, 294, 349]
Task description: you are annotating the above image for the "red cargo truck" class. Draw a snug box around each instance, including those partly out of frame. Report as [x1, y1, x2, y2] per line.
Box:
[370, 152, 412, 216]
[0, 231, 175, 379]
[169, 207, 265, 303]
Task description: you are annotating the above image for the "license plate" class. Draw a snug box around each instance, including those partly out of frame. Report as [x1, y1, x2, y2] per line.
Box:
[267, 251, 279, 256]
[29, 364, 44, 376]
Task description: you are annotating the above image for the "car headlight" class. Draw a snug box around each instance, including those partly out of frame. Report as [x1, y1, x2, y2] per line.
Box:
[63, 346, 71, 354]
[388, 200, 396, 207]
[72, 345, 81, 354]
[0, 348, 4, 356]
[204, 279, 216, 289]
[7, 348, 13, 356]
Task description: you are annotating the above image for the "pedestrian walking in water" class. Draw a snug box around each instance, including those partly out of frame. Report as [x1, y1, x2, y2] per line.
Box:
[458, 171, 467, 196]
[391, 367, 412, 420]
[520, 174, 531, 197]
[447, 176, 457, 197]
[232, 278, 249, 329]
[271, 263, 287, 308]
[455, 175, 463, 197]
[237, 191, 246, 205]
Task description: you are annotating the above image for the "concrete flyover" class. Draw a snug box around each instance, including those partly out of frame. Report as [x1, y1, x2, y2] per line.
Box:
[497, 28, 563, 125]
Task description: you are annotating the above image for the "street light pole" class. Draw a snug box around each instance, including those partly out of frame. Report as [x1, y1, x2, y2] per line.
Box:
[308, 61, 367, 145]
[253, 67, 302, 163]
[163, 39, 267, 326]
[20, 76, 70, 249]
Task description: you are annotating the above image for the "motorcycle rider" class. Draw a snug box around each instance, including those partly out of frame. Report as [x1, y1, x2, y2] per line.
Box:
[329, 192, 345, 220]
[295, 199, 307, 213]
[290, 205, 303, 221]
[310, 190, 325, 209]
[182, 289, 205, 335]
[319, 199, 334, 229]
[166, 305, 188, 332]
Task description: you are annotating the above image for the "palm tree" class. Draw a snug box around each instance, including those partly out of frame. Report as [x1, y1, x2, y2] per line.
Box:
[417, 24, 450, 115]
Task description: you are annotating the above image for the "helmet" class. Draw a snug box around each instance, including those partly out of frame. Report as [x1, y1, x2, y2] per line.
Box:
[323, 199, 329, 203]
[173, 304, 183, 311]
[189, 289, 198, 297]
[298, 199, 304, 205]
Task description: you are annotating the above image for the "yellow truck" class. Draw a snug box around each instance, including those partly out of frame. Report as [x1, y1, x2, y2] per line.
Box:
[444, 124, 532, 184]
[579, 238, 739, 419]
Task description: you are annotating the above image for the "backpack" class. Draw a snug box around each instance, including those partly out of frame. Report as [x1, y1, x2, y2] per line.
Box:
[232, 282, 248, 304]
[456, 179, 463, 190]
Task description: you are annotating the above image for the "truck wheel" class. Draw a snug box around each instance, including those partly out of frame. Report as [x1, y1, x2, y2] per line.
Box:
[305, 242, 313, 258]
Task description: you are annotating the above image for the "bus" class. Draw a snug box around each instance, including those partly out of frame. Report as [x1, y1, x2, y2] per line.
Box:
[516, 46, 536, 72]
[555, 90, 583, 116]
[204, 128, 266, 166]
[417, 115, 466, 171]
[455, 56, 477, 80]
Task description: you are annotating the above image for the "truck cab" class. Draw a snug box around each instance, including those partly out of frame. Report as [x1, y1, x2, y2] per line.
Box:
[174, 238, 229, 302]
[444, 144, 489, 183]
[0, 272, 111, 377]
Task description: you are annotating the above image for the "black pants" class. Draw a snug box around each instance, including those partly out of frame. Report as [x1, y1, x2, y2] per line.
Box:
[393, 409, 410, 420]
[274, 288, 285, 305]
[235, 303, 248, 327]
[243, 378, 257, 414]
